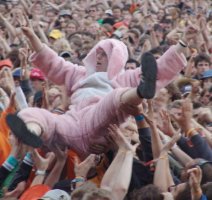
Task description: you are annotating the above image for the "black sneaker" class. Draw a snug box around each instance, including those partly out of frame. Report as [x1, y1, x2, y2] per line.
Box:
[6, 114, 43, 148]
[137, 52, 157, 99]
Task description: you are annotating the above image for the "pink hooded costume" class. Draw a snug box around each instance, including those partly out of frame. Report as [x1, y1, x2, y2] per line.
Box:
[18, 39, 186, 158]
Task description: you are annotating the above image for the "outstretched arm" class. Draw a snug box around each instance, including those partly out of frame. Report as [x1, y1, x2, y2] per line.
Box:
[21, 26, 86, 88]
[114, 26, 199, 91]
[101, 124, 134, 200]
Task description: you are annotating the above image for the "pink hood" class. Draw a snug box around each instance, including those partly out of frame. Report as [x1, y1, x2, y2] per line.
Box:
[83, 39, 128, 80]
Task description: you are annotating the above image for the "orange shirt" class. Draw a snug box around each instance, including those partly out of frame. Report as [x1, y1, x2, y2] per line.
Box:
[0, 106, 16, 165]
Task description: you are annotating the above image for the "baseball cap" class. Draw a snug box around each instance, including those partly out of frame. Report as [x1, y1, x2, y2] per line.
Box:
[39, 189, 71, 200]
[13, 68, 21, 78]
[30, 68, 45, 81]
[59, 51, 72, 58]
[49, 29, 63, 40]
[181, 85, 192, 96]
[201, 69, 212, 79]
[59, 9, 72, 17]
[0, 59, 13, 70]
[105, 9, 113, 16]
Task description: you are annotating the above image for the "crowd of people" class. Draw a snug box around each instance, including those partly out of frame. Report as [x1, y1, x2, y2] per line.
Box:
[0, 0, 211, 199]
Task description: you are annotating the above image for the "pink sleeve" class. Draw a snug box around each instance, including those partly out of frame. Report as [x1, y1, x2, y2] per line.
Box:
[155, 45, 187, 90]
[113, 46, 187, 91]
[29, 44, 86, 92]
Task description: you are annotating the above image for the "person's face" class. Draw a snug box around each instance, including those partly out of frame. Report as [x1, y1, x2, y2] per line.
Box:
[65, 23, 77, 34]
[88, 7, 97, 18]
[31, 79, 43, 92]
[183, 0, 193, 8]
[153, 88, 170, 109]
[196, 61, 210, 75]
[200, 91, 210, 105]
[202, 78, 212, 90]
[46, 11, 56, 22]
[125, 62, 137, 70]
[34, 3, 42, 15]
[163, 23, 172, 32]
[170, 107, 182, 119]
[96, 48, 108, 72]
[0, 4, 6, 13]
[88, 23, 100, 35]
[14, 77, 21, 86]
[158, 9, 165, 20]
[59, 16, 67, 28]
[113, 8, 122, 19]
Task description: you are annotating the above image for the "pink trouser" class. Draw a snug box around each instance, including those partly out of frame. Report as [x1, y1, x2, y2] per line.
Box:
[18, 88, 129, 157]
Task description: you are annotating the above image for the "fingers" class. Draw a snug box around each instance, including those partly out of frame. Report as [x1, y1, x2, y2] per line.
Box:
[89, 144, 107, 154]
[74, 156, 80, 167]
[162, 132, 181, 152]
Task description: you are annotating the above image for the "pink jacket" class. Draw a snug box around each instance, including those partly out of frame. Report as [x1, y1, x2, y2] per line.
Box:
[30, 39, 187, 110]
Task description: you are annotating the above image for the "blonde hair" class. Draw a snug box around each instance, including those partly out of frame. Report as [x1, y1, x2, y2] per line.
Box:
[53, 38, 72, 53]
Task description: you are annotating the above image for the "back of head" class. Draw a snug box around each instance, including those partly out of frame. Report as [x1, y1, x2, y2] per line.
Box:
[200, 162, 212, 184]
[71, 182, 97, 200]
[202, 182, 212, 200]
[82, 189, 112, 200]
[174, 183, 191, 200]
[131, 184, 163, 200]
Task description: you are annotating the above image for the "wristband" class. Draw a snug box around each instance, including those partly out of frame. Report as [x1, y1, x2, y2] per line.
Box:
[135, 115, 144, 122]
[186, 128, 196, 137]
[23, 152, 34, 166]
[71, 177, 86, 192]
[3, 156, 18, 171]
[71, 177, 86, 183]
[35, 170, 46, 176]
[179, 40, 187, 48]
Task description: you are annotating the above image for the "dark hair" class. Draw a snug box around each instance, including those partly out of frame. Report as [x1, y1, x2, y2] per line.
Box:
[175, 183, 191, 200]
[126, 58, 140, 68]
[128, 28, 140, 39]
[130, 184, 163, 200]
[193, 102, 203, 109]
[6, 49, 21, 69]
[149, 47, 163, 56]
[200, 163, 212, 184]
[166, 83, 182, 101]
[194, 53, 211, 67]
[102, 18, 115, 26]
[112, 5, 121, 11]
[202, 182, 212, 199]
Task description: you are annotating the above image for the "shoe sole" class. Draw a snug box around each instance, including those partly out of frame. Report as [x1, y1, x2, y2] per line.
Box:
[6, 114, 43, 148]
[139, 52, 157, 99]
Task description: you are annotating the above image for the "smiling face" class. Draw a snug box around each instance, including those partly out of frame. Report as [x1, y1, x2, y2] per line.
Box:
[96, 47, 108, 72]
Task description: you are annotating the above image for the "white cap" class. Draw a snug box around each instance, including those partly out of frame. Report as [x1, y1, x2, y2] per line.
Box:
[40, 189, 71, 200]
[105, 9, 113, 16]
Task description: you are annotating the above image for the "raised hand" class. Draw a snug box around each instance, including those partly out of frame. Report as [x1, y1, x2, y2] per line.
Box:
[159, 109, 178, 137]
[32, 149, 55, 171]
[181, 25, 199, 47]
[160, 131, 181, 154]
[74, 154, 99, 178]
[170, 98, 193, 134]
[108, 124, 134, 152]
[188, 167, 203, 200]
[19, 48, 30, 80]
[52, 145, 68, 163]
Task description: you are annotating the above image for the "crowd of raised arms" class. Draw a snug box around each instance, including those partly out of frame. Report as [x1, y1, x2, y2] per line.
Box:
[0, 0, 211, 200]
